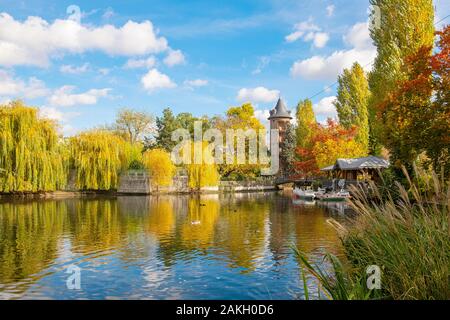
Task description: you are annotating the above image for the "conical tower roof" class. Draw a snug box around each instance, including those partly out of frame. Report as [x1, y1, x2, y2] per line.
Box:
[268, 98, 292, 120]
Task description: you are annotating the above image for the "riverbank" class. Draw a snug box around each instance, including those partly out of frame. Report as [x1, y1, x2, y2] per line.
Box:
[0, 177, 278, 201]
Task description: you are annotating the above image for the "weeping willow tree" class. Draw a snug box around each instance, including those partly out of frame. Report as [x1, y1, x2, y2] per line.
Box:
[69, 130, 133, 190]
[186, 141, 220, 189]
[0, 101, 67, 193]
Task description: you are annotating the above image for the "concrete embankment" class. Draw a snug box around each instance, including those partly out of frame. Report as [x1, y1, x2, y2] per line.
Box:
[0, 171, 277, 199]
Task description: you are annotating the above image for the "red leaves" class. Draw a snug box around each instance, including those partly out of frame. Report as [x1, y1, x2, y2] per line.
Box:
[294, 119, 359, 178]
[376, 25, 450, 169]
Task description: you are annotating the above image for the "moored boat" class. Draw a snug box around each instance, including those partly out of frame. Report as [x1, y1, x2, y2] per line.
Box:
[293, 187, 316, 201]
[316, 190, 351, 202]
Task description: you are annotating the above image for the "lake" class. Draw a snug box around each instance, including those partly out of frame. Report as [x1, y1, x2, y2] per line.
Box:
[0, 192, 349, 300]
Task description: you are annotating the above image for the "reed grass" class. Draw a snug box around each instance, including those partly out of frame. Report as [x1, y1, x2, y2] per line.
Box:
[295, 166, 449, 300]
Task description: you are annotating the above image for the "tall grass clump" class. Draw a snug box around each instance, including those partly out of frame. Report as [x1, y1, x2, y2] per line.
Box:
[296, 166, 449, 300]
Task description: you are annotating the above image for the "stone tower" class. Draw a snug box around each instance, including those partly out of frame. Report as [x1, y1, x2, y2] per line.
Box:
[268, 98, 292, 175]
[268, 97, 292, 147]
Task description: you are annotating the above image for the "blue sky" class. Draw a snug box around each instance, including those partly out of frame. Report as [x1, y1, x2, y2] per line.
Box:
[0, 0, 448, 135]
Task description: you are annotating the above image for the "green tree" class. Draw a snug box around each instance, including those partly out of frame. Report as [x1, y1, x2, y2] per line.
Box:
[334, 62, 370, 154]
[368, 0, 435, 154]
[114, 108, 154, 144]
[154, 108, 210, 152]
[296, 99, 316, 149]
[216, 103, 265, 180]
[155, 108, 178, 151]
[280, 123, 297, 177]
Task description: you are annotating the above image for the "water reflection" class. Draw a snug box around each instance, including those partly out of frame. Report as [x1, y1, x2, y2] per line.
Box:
[0, 192, 345, 299]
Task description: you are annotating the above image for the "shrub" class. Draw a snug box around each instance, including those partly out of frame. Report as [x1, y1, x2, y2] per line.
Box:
[142, 148, 176, 187]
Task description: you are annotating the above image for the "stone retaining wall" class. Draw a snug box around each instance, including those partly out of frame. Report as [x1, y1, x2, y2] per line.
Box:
[117, 171, 276, 195]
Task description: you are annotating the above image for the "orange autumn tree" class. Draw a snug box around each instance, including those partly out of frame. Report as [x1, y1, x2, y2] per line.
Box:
[380, 25, 450, 174]
[295, 119, 367, 178]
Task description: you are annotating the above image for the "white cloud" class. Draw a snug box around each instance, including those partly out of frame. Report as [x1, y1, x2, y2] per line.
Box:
[290, 49, 375, 80]
[0, 13, 168, 67]
[184, 79, 208, 87]
[141, 68, 176, 92]
[102, 7, 115, 20]
[237, 87, 280, 103]
[48, 85, 111, 107]
[0, 70, 22, 96]
[0, 97, 12, 105]
[326, 5, 335, 17]
[39, 106, 80, 136]
[39, 106, 80, 121]
[285, 19, 329, 48]
[343, 22, 373, 49]
[313, 96, 337, 119]
[60, 63, 90, 74]
[0, 69, 49, 99]
[252, 56, 270, 75]
[290, 22, 376, 80]
[285, 20, 320, 42]
[254, 109, 271, 131]
[163, 49, 185, 67]
[285, 30, 305, 43]
[26, 78, 50, 99]
[39, 106, 65, 121]
[124, 56, 156, 69]
[312, 32, 330, 48]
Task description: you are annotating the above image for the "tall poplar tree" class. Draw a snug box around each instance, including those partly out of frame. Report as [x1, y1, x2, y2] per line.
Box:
[279, 123, 297, 177]
[368, 0, 435, 155]
[334, 62, 370, 154]
[295, 99, 316, 149]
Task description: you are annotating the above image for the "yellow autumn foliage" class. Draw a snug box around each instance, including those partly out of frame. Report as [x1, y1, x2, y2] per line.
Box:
[142, 148, 176, 187]
[0, 101, 67, 193]
[69, 130, 132, 190]
[313, 139, 367, 169]
[185, 141, 220, 189]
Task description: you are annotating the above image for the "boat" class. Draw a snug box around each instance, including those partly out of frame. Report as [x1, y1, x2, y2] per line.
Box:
[293, 199, 316, 206]
[316, 190, 351, 202]
[293, 187, 316, 201]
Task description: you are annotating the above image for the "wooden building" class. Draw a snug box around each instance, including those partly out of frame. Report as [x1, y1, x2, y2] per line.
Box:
[321, 156, 390, 183]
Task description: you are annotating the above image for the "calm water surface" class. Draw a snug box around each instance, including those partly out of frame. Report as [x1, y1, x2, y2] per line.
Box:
[0, 192, 349, 300]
